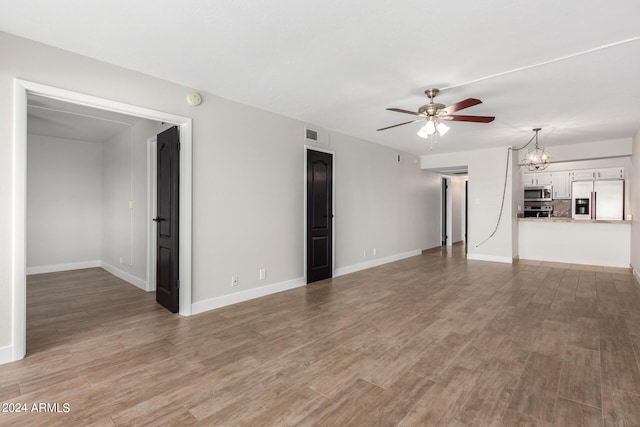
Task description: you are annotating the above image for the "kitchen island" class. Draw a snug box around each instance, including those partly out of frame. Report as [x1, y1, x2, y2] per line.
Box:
[518, 217, 631, 268]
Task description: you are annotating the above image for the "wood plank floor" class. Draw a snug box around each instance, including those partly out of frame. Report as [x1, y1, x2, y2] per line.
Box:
[1, 248, 640, 426]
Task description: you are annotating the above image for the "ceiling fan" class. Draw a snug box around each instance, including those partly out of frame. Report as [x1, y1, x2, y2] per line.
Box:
[377, 88, 495, 138]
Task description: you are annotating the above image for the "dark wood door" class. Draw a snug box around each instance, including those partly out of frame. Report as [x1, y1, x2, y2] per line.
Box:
[155, 126, 180, 313]
[306, 149, 333, 283]
[442, 178, 448, 246]
[465, 180, 468, 243]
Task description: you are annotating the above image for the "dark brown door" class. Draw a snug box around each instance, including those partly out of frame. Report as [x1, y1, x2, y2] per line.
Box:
[306, 149, 333, 283]
[155, 126, 180, 313]
[442, 178, 448, 246]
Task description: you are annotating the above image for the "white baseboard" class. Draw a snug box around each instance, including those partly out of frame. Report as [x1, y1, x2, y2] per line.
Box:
[100, 262, 148, 291]
[466, 253, 513, 264]
[26, 260, 101, 275]
[192, 277, 306, 315]
[334, 249, 422, 277]
[0, 345, 15, 365]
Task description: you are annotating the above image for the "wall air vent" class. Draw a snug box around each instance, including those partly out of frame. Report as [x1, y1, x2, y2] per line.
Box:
[305, 128, 318, 142]
[304, 126, 328, 145]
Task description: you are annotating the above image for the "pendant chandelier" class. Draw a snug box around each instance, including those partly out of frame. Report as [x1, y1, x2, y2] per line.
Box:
[523, 128, 551, 171]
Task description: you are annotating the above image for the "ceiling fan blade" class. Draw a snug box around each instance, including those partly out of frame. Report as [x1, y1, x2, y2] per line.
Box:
[441, 98, 482, 115]
[441, 114, 495, 123]
[376, 118, 424, 131]
[386, 107, 422, 116]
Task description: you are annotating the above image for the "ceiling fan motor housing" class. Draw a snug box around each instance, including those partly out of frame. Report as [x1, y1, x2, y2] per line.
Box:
[418, 103, 445, 116]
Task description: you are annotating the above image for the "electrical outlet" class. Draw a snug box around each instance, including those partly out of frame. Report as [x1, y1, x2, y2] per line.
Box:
[119, 256, 123, 265]
[373, 248, 377, 256]
[363, 250, 367, 258]
[231, 276, 238, 287]
[259, 268, 266, 280]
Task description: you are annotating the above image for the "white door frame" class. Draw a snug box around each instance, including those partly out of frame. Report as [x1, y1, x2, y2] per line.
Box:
[146, 136, 158, 292]
[303, 145, 336, 282]
[12, 79, 193, 362]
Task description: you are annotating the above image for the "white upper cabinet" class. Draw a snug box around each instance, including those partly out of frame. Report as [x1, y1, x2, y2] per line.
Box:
[523, 172, 552, 186]
[553, 171, 571, 199]
[534, 172, 553, 185]
[595, 167, 624, 180]
[569, 167, 624, 181]
[523, 173, 536, 186]
[570, 169, 596, 181]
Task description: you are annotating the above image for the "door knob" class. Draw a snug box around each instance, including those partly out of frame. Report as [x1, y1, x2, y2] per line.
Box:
[152, 217, 165, 222]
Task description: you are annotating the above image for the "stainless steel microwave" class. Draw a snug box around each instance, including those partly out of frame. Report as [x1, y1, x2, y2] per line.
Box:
[524, 185, 553, 202]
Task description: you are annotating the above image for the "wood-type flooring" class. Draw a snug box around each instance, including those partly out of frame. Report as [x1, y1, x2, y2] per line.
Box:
[1, 248, 639, 425]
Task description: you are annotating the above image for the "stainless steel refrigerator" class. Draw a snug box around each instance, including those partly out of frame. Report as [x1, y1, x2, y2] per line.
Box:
[571, 179, 624, 220]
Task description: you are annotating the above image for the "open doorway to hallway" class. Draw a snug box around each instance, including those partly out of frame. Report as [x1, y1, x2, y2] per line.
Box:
[441, 175, 467, 246]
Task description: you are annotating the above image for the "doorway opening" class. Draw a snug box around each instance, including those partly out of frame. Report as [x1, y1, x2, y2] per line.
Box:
[11, 80, 193, 362]
[439, 172, 468, 257]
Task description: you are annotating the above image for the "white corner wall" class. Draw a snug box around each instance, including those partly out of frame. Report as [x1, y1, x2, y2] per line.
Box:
[331, 136, 441, 274]
[422, 146, 514, 263]
[631, 128, 640, 280]
[101, 119, 157, 288]
[450, 176, 464, 244]
[26, 135, 102, 273]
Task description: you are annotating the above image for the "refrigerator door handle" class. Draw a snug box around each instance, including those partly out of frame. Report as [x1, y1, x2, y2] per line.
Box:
[592, 191, 596, 220]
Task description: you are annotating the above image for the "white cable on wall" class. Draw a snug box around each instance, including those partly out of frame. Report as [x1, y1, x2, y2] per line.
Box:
[475, 132, 537, 248]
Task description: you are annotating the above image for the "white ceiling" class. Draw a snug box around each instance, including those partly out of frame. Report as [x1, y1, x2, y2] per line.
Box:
[27, 94, 140, 142]
[4, 0, 640, 155]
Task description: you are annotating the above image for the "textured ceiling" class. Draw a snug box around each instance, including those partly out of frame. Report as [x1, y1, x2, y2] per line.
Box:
[3, 0, 640, 155]
[27, 95, 139, 143]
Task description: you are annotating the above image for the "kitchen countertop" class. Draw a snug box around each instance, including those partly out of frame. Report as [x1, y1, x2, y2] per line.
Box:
[518, 216, 631, 224]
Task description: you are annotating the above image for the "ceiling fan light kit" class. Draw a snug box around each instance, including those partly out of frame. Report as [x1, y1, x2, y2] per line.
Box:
[417, 120, 436, 138]
[377, 88, 495, 150]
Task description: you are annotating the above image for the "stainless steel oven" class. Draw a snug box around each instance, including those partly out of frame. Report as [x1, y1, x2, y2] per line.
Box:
[523, 205, 553, 218]
[524, 185, 553, 202]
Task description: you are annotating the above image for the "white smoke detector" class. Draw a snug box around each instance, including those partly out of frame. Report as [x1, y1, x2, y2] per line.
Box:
[186, 92, 202, 106]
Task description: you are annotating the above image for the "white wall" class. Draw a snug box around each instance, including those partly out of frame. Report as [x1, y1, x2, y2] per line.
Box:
[631, 128, 640, 280]
[422, 146, 514, 263]
[511, 152, 521, 258]
[330, 134, 441, 273]
[0, 32, 441, 355]
[450, 176, 464, 244]
[101, 119, 157, 285]
[26, 135, 102, 272]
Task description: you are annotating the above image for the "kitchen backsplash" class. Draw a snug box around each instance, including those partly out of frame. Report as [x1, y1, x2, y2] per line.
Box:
[551, 199, 572, 217]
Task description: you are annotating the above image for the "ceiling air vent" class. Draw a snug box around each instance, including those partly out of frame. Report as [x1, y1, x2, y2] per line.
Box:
[305, 127, 318, 142]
